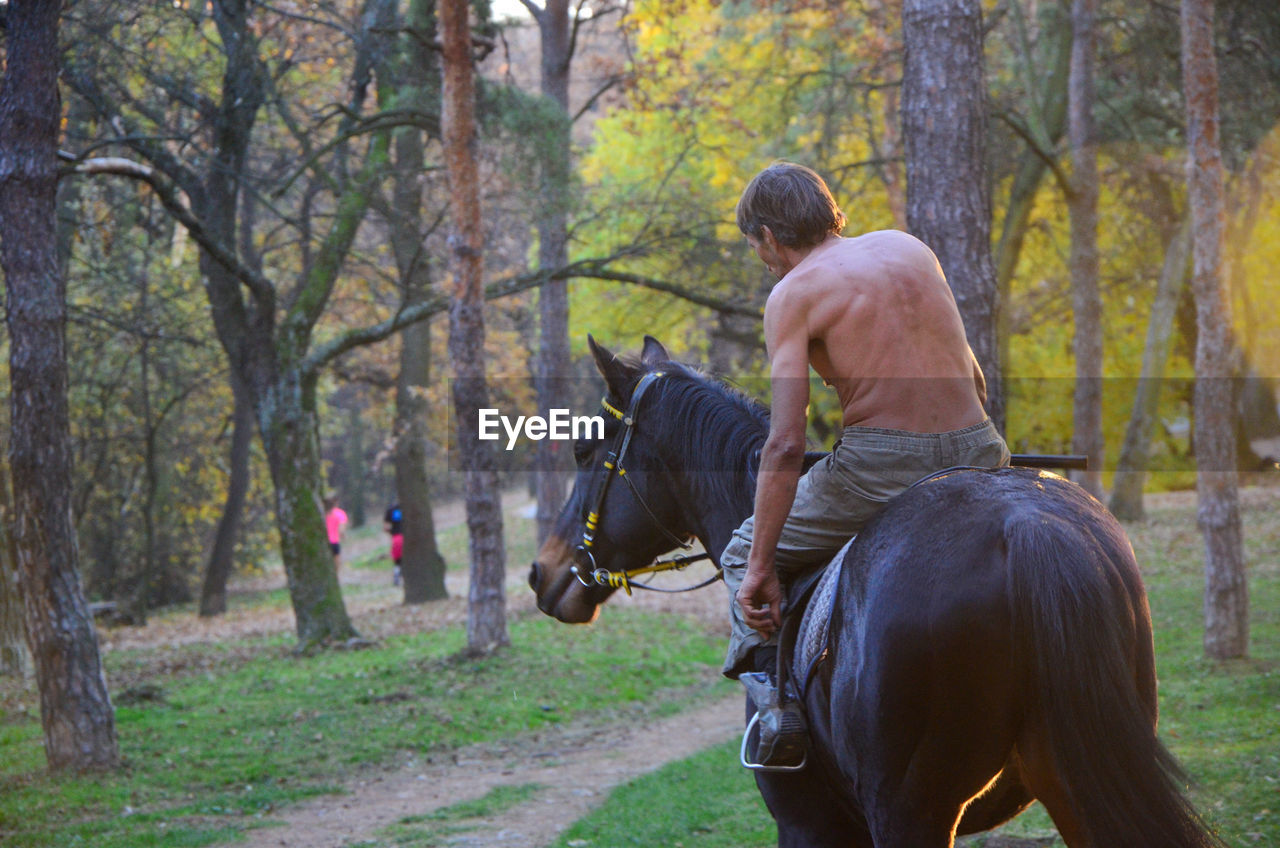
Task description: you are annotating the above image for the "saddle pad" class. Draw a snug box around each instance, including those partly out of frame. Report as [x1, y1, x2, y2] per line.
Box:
[793, 536, 852, 697]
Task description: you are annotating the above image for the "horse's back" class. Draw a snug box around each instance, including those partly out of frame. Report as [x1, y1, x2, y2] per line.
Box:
[831, 467, 1151, 722]
[844, 467, 1145, 633]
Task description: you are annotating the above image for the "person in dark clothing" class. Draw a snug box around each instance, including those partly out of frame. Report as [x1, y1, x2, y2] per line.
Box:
[384, 504, 404, 586]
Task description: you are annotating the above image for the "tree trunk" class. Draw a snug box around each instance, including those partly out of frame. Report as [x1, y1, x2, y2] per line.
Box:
[0, 0, 120, 770]
[378, 0, 449, 604]
[0, 460, 30, 678]
[1181, 0, 1247, 660]
[257, 373, 359, 648]
[532, 0, 574, 547]
[1068, 0, 1104, 498]
[389, 166, 450, 605]
[199, 148, 265, 619]
[441, 0, 509, 655]
[135, 263, 158, 623]
[901, 0, 1004, 430]
[200, 371, 254, 616]
[345, 402, 368, 527]
[1109, 218, 1191, 520]
[191, 0, 362, 648]
[395, 319, 449, 603]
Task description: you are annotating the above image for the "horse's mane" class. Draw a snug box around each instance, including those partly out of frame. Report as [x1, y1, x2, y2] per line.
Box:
[641, 362, 769, 513]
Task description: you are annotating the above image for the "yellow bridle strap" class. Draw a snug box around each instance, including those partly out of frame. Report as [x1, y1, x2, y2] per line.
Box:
[590, 553, 701, 595]
[601, 397, 625, 421]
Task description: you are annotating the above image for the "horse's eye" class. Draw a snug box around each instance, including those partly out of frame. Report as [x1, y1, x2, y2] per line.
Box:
[573, 439, 598, 467]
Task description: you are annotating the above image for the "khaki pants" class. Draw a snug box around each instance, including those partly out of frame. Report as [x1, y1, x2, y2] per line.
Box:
[721, 419, 1009, 677]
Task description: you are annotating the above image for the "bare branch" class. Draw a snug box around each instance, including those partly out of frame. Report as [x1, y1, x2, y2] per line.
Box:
[571, 265, 762, 318]
[993, 108, 1072, 195]
[301, 260, 761, 376]
[518, 0, 545, 24]
[272, 108, 442, 197]
[66, 156, 277, 310]
[571, 74, 622, 125]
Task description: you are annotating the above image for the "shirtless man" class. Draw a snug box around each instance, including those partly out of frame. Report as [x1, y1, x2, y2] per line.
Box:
[725, 162, 1009, 765]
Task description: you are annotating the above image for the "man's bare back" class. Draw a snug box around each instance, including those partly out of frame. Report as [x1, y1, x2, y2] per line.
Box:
[767, 229, 988, 433]
[733, 163, 1007, 660]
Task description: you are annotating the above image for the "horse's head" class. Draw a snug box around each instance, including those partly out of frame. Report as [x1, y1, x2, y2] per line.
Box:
[528, 335, 697, 623]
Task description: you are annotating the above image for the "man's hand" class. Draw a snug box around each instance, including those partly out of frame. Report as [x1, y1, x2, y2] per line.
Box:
[738, 564, 784, 637]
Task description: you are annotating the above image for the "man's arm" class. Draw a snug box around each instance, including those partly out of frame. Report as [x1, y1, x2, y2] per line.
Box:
[737, 292, 810, 636]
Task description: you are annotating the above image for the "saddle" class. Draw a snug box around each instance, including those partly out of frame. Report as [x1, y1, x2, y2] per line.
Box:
[780, 536, 852, 701]
[774, 466, 974, 698]
[739, 540, 849, 773]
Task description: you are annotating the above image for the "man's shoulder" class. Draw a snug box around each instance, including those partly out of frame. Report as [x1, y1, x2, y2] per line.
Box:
[764, 271, 819, 322]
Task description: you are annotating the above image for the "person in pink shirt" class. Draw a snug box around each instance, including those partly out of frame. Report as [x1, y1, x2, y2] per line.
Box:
[323, 494, 348, 570]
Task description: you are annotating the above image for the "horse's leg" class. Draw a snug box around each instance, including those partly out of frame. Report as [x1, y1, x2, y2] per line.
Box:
[840, 679, 1017, 848]
[1014, 728, 1092, 847]
[746, 697, 874, 848]
[954, 756, 1035, 835]
[835, 576, 1020, 847]
[758, 771, 872, 848]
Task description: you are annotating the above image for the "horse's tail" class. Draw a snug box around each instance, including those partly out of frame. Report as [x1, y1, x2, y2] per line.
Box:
[1006, 506, 1224, 848]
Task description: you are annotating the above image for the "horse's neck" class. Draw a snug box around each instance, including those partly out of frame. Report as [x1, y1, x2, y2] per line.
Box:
[664, 401, 763, 563]
[679, 482, 753, 565]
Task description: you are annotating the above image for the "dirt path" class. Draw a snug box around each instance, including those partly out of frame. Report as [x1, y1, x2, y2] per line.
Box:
[198, 491, 745, 848]
[239, 692, 744, 848]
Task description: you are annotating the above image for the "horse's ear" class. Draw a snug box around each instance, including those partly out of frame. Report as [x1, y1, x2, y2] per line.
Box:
[588, 334, 637, 401]
[640, 336, 671, 367]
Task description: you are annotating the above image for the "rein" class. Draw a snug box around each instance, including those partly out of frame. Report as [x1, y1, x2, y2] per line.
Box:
[572, 371, 720, 596]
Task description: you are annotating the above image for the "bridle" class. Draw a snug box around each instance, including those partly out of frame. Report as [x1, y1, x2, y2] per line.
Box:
[572, 370, 719, 595]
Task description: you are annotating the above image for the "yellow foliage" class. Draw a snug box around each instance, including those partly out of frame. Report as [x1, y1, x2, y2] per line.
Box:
[574, 0, 900, 369]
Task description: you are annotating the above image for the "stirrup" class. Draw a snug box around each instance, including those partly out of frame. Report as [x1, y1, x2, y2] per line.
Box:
[740, 709, 808, 772]
[739, 671, 808, 772]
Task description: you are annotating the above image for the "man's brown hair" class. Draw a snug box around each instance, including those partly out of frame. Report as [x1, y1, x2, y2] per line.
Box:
[735, 162, 847, 248]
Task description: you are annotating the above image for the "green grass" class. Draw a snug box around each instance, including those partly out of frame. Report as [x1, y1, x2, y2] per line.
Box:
[550, 740, 774, 848]
[0, 608, 725, 848]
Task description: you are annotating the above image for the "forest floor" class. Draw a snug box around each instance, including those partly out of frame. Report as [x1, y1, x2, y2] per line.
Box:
[84, 481, 1280, 848]
[236, 688, 744, 848]
[93, 490, 750, 848]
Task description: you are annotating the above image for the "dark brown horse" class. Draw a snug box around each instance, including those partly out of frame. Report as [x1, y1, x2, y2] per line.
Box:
[529, 337, 1222, 848]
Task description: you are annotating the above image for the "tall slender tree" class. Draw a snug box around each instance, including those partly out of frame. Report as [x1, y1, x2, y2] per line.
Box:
[199, 372, 254, 616]
[901, 0, 1003, 428]
[1181, 0, 1247, 660]
[1068, 0, 1104, 497]
[1110, 216, 1191, 520]
[378, 0, 449, 604]
[441, 0, 508, 654]
[0, 0, 119, 770]
[520, 0, 574, 547]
